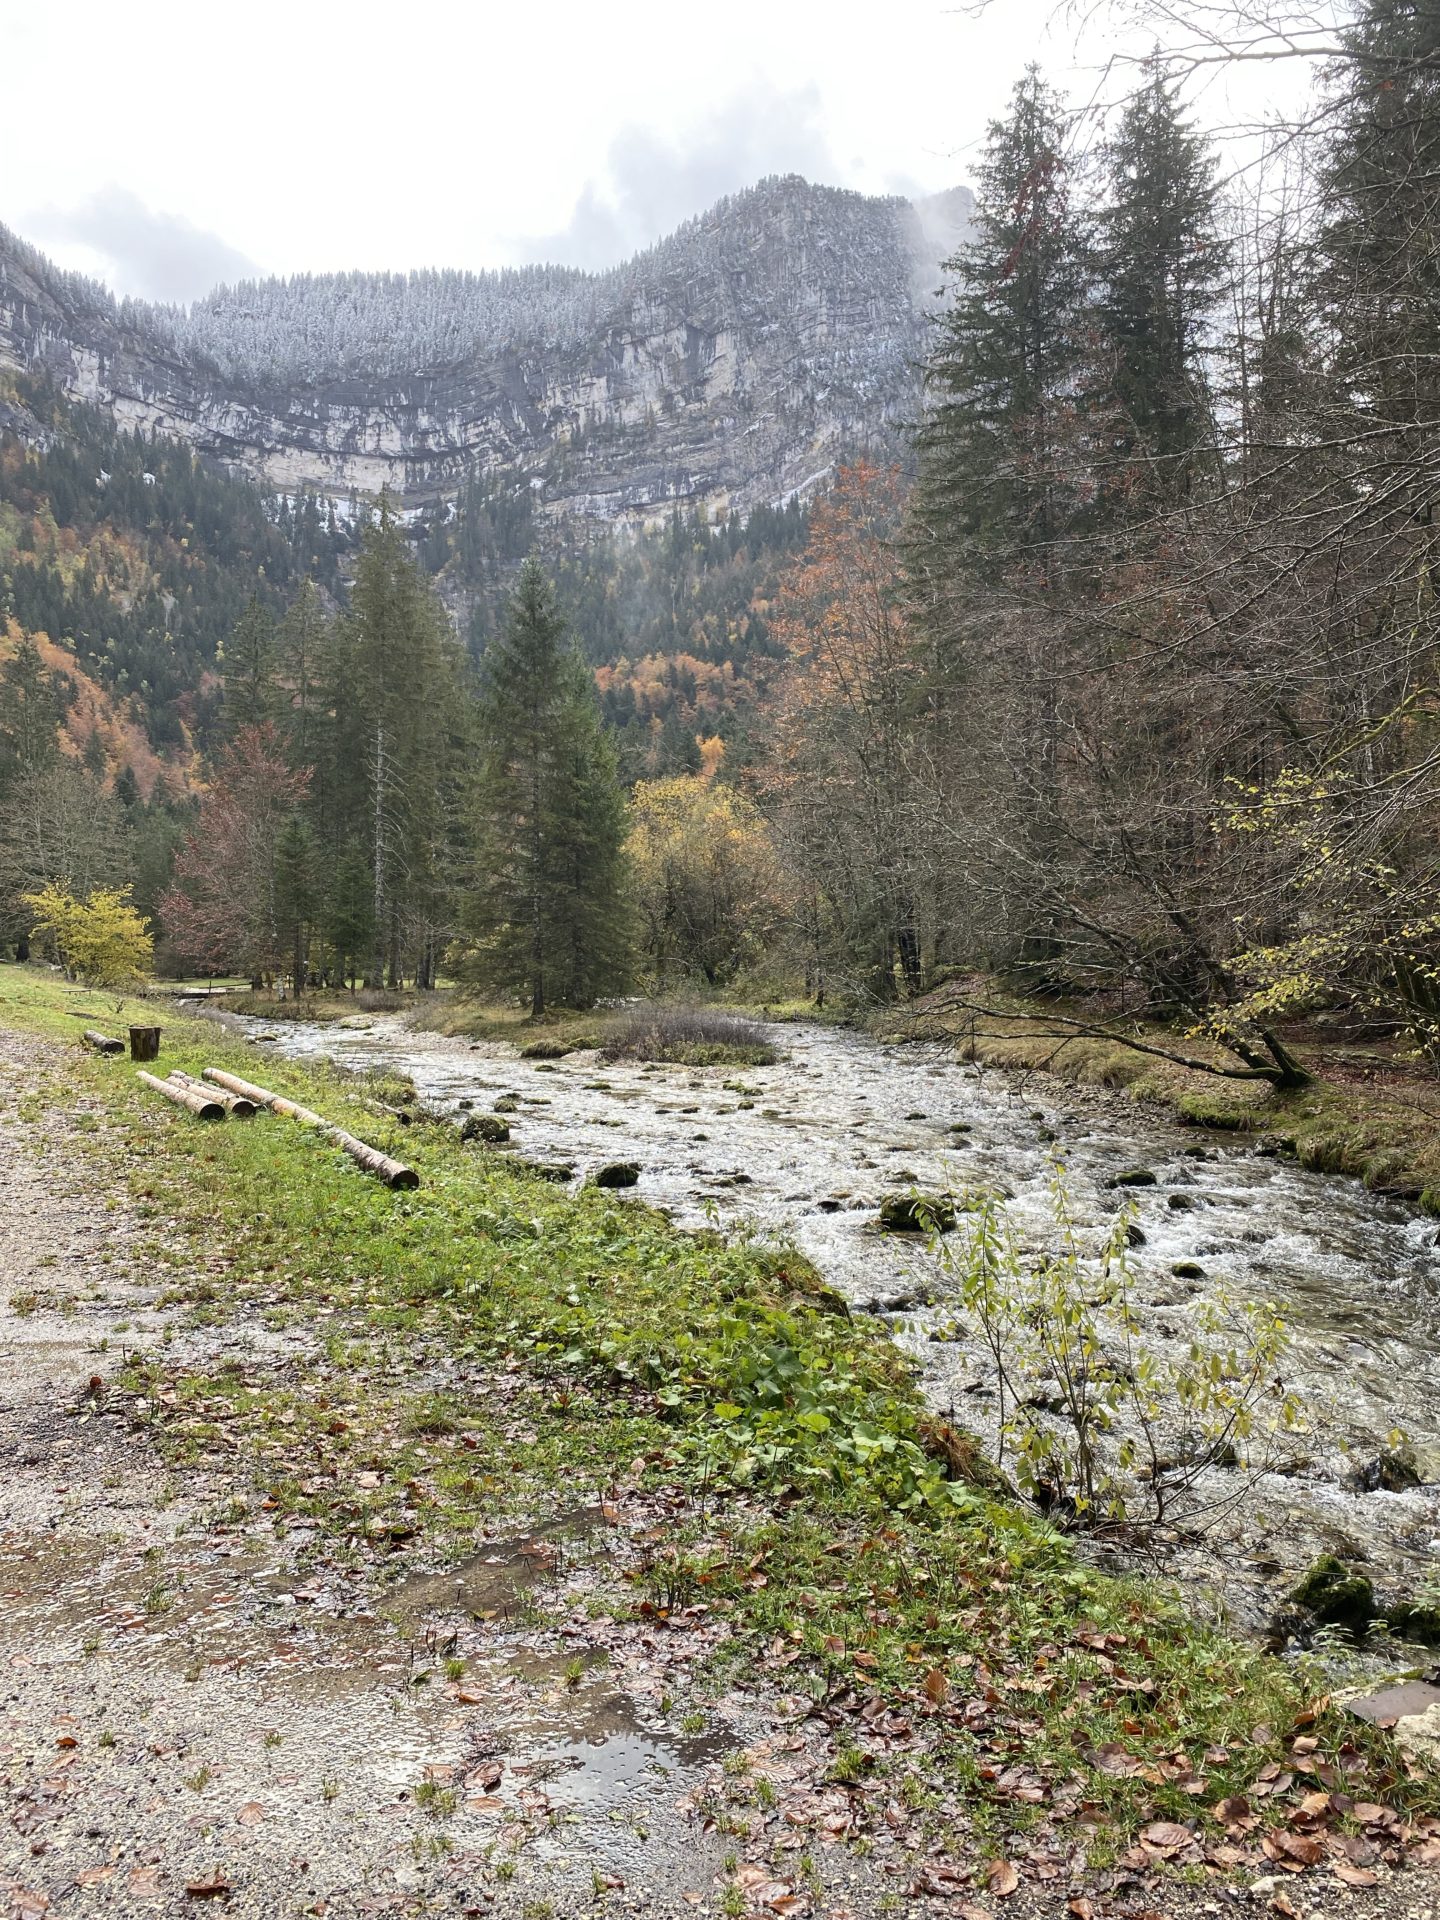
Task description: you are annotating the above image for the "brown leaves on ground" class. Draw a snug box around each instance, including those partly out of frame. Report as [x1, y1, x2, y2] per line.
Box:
[732, 1862, 808, 1914]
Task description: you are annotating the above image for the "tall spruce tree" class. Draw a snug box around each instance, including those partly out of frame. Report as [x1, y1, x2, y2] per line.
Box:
[222, 597, 280, 733]
[1096, 65, 1224, 508]
[318, 498, 469, 988]
[910, 68, 1091, 977]
[913, 66, 1089, 596]
[465, 559, 629, 1014]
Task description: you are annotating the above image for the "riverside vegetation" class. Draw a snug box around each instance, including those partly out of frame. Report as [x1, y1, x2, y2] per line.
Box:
[4, 965, 1439, 1896]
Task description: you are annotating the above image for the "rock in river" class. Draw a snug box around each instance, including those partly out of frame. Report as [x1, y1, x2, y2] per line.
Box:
[877, 1192, 957, 1234]
[595, 1161, 641, 1188]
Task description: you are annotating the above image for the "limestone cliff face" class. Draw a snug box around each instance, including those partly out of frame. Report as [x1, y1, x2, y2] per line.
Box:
[0, 177, 970, 523]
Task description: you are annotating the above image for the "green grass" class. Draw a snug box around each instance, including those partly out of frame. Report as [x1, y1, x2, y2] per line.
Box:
[1, 961, 1434, 1859]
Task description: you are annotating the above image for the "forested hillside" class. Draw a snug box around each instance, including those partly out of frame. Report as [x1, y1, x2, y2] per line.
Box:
[437, 476, 808, 771]
[13, 0, 1440, 1085]
[0, 372, 350, 761]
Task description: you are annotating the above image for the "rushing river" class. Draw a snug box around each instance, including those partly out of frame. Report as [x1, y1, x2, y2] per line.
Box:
[233, 1010, 1440, 1646]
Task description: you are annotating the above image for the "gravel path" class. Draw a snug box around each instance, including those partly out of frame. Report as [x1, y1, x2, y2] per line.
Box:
[1, 1022, 1435, 1920]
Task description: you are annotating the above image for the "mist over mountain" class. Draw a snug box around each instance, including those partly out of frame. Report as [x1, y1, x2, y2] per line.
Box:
[0, 175, 972, 523]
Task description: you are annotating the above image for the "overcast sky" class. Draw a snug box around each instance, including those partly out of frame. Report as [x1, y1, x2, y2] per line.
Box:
[1, 0, 1307, 305]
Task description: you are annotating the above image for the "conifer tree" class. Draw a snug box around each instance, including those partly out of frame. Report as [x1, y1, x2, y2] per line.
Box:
[222, 597, 280, 733]
[273, 811, 318, 996]
[913, 66, 1089, 595]
[1095, 64, 1224, 507]
[318, 497, 468, 987]
[464, 559, 630, 1014]
[278, 578, 327, 766]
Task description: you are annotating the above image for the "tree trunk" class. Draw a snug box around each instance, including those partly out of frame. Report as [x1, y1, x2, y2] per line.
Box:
[201, 1069, 419, 1188]
[138, 1070, 223, 1120]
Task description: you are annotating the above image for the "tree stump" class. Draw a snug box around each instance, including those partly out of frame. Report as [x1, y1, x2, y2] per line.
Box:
[128, 1026, 161, 1062]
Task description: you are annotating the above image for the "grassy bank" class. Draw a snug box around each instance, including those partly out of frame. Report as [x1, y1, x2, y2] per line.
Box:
[415, 994, 779, 1066]
[3, 964, 1436, 1875]
[886, 984, 1440, 1215]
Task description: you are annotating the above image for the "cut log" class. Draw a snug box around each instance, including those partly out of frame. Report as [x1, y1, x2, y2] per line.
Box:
[138, 1070, 224, 1121]
[167, 1069, 258, 1118]
[201, 1068, 419, 1189]
[83, 1029, 124, 1054]
[129, 1025, 162, 1062]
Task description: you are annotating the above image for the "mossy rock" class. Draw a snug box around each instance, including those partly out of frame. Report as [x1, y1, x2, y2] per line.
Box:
[520, 1039, 572, 1060]
[1385, 1601, 1440, 1646]
[594, 1161, 641, 1188]
[1171, 1261, 1206, 1280]
[517, 1159, 574, 1183]
[460, 1113, 510, 1145]
[1106, 1167, 1157, 1189]
[878, 1192, 957, 1234]
[1349, 1446, 1422, 1493]
[1288, 1553, 1376, 1633]
[493, 1093, 521, 1113]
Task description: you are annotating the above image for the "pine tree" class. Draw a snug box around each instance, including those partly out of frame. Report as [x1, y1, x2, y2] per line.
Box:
[465, 559, 630, 1014]
[222, 596, 280, 733]
[321, 496, 469, 987]
[1095, 64, 1225, 508]
[273, 811, 318, 996]
[0, 635, 62, 787]
[913, 66, 1089, 595]
[278, 579, 327, 767]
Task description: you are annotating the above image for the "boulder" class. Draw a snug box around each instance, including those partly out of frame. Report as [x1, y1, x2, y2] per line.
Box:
[877, 1192, 957, 1234]
[520, 1039, 571, 1060]
[1289, 1554, 1376, 1633]
[1349, 1446, 1423, 1493]
[1106, 1167, 1157, 1189]
[594, 1161, 640, 1188]
[460, 1113, 511, 1145]
[493, 1093, 520, 1113]
[519, 1159, 575, 1183]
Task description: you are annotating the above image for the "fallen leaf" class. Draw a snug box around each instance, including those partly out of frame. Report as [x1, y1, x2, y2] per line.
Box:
[1333, 1863, 1378, 1887]
[1141, 1820, 1193, 1856]
[236, 1801, 264, 1826]
[922, 1667, 949, 1705]
[185, 1875, 232, 1898]
[1067, 1901, 1096, 1920]
[986, 1859, 1020, 1898]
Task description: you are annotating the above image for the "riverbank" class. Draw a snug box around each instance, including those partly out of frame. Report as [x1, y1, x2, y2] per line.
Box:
[876, 982, 1440, 1217]
[4, 966, 1438, 1914]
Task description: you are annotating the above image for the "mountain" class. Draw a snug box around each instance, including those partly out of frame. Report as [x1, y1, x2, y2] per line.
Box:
[0, 176, 970, 524]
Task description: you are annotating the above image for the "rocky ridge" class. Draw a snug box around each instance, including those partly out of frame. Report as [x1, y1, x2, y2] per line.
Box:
[0, 176, 971, 524]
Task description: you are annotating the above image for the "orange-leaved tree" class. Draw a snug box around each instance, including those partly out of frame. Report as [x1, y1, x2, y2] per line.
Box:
[764, 463, 939, 1001]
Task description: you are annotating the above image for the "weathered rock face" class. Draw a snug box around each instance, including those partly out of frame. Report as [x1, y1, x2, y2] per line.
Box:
[0, 177, 971, 525]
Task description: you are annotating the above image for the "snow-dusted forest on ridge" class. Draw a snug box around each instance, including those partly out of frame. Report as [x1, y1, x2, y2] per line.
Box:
[3, 177, 929, 386]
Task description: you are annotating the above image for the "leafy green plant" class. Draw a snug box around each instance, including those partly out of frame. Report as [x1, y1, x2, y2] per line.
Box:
[930, 1163, 1304, 1528]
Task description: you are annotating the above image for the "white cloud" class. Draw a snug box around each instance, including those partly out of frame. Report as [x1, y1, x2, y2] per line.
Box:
[512, 80, 847, 270]
[25, 188, 259, 306]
